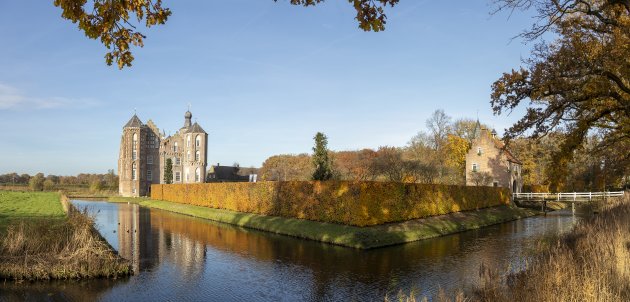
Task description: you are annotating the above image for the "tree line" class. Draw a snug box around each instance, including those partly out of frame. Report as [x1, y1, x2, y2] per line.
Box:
[0, 170, 118, 192]
[260, 109, 629, 191]
[260, 110, 485, 184]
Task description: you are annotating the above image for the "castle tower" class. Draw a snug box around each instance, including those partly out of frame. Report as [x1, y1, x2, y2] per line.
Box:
[184, 120, 208, 183]
[118, 114, 161, 197]
[158, 110, 208, 184]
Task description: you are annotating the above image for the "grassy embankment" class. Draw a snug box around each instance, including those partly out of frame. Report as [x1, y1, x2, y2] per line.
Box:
[0, 191, 131, 280]
[389, 193, 630, 301]
[102, 197, 536, 249]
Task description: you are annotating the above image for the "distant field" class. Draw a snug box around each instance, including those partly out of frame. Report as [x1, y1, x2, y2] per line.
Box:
[0, 191, 65, 232]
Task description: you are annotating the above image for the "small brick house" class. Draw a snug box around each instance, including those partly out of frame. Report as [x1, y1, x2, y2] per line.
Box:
[465, 121, 523, 193]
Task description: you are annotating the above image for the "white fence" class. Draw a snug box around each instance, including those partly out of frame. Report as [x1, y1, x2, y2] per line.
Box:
[514, 191, 625, 201]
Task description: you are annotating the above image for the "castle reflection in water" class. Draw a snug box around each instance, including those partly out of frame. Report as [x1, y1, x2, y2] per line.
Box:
[116, 203, 206, 276]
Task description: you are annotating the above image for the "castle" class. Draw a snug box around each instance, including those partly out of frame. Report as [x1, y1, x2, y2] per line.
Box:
[118, 110, 208, 197]
[465, 121, 523, 193]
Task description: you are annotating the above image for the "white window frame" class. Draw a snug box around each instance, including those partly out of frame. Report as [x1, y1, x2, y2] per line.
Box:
[472, 163, 478, 172]
[175, 171, 181, 182]
[174, 142, 178, 152]
[195, 135, 201, 147]
[195, 150, 200, 161]
[195, 168, 200, 182]
[132, 162, 137, 180]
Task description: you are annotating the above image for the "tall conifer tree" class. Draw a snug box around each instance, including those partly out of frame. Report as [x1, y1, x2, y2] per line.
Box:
[312, 132, 334, 181]
[164, 158, 173, 184]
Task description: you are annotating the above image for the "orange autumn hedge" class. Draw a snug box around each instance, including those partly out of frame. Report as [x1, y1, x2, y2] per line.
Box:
[151, 181, 510, 227]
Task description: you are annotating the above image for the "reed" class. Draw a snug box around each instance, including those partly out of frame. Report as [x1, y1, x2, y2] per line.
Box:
[390, 193, 629, 301]
[0, 206, 131, 280]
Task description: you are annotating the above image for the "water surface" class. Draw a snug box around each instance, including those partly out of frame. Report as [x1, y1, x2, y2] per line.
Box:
[0, 200, 586, 301]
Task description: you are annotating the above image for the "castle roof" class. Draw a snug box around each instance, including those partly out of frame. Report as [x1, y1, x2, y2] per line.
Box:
[124, 114, 144, 128]
[186, 122, 206, 134]
[490, 134, 522, 165]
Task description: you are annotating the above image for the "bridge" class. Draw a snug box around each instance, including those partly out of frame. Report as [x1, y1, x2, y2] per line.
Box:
[513, 191, 626, 212]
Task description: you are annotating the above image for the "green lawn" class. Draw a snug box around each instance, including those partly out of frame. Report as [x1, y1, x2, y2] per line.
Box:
[0, 191, 65, 232]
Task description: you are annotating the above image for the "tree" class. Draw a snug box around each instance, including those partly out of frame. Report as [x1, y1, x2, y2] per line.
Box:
[333, 149, 377, 181]
[29, 173, 45, 191]
[311, 132, 334, 181]
[259, 154, 312, 181]
[89, 179, 103, 193]
[425, 109, 452, 152]
[452, 118, 489, 144]
[54, 0, 399, 69]
[43, 179, 55, 191]
[491, 0, 630, 187]
[443, 134, 470, 183]
[164, 158, 173, 184]
[105, 169, 118, 189]
[371, 146, 406, 182]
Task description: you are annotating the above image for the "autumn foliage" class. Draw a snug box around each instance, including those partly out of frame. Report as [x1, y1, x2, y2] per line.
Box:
[151, 181, 510, 227]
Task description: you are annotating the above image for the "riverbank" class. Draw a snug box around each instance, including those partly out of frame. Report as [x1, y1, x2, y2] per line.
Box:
[0, 191, 131, 280]
[474, 194, 629, 301]
[94, 197, 538, 249]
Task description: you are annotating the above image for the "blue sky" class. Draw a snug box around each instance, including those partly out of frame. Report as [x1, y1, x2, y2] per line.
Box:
[0, 1, 536, 175]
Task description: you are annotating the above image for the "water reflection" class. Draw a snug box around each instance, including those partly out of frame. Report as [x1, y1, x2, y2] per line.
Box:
[0, 201, 584, 301]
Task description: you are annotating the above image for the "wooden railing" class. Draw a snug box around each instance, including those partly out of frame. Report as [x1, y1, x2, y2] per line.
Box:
[514, 191, 625, 201]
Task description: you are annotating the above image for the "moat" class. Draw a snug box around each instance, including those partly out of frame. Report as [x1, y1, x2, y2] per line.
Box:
[0, 200, 587, 301]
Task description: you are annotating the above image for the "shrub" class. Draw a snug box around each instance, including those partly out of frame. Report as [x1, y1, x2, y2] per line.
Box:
[151, 181, 510, 227]
[43, 180, 55, 191]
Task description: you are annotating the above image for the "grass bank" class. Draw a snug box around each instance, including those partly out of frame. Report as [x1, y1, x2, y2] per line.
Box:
[0, 191, 131, 280]
[136, 199, 537, 249]
[0, 191, 65, 233]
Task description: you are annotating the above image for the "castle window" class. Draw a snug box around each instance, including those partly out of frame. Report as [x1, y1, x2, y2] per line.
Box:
[148, 133, 155, 148]
[175, 157, 181, 165]
[195, 168, 200, 182]
[472, 163, 478, 172]
[174, 142, 178, 152]
[195, 135, 201, 148]
[477, 147, 482, 155]
[187, 151, 191, 161]
[187, 135, 191, 147]
[195, 150, 200, 161]
[147, 170, 152, 181]
[175, 172, 181, 182]
[147, 155, 153, 165]
[493, 181, 498, 187]
[132, 133, 137, 159]
[132, 163, 137, 180]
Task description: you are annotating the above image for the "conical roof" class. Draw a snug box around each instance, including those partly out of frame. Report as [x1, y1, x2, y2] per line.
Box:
[124, 114, 144, 128]
[187, 122, 206, 134]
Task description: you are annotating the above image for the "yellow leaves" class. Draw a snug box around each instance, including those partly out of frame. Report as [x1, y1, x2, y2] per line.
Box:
[444, 134, 469, 171]
[151, 181, 509, 227]
[54, 0, 171, 69]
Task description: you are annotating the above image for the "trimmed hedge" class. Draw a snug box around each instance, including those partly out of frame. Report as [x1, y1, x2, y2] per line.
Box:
[151, 181, 510, 227]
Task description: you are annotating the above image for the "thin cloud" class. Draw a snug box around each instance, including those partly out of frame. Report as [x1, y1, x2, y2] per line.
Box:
[0, 83, 100, 110]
